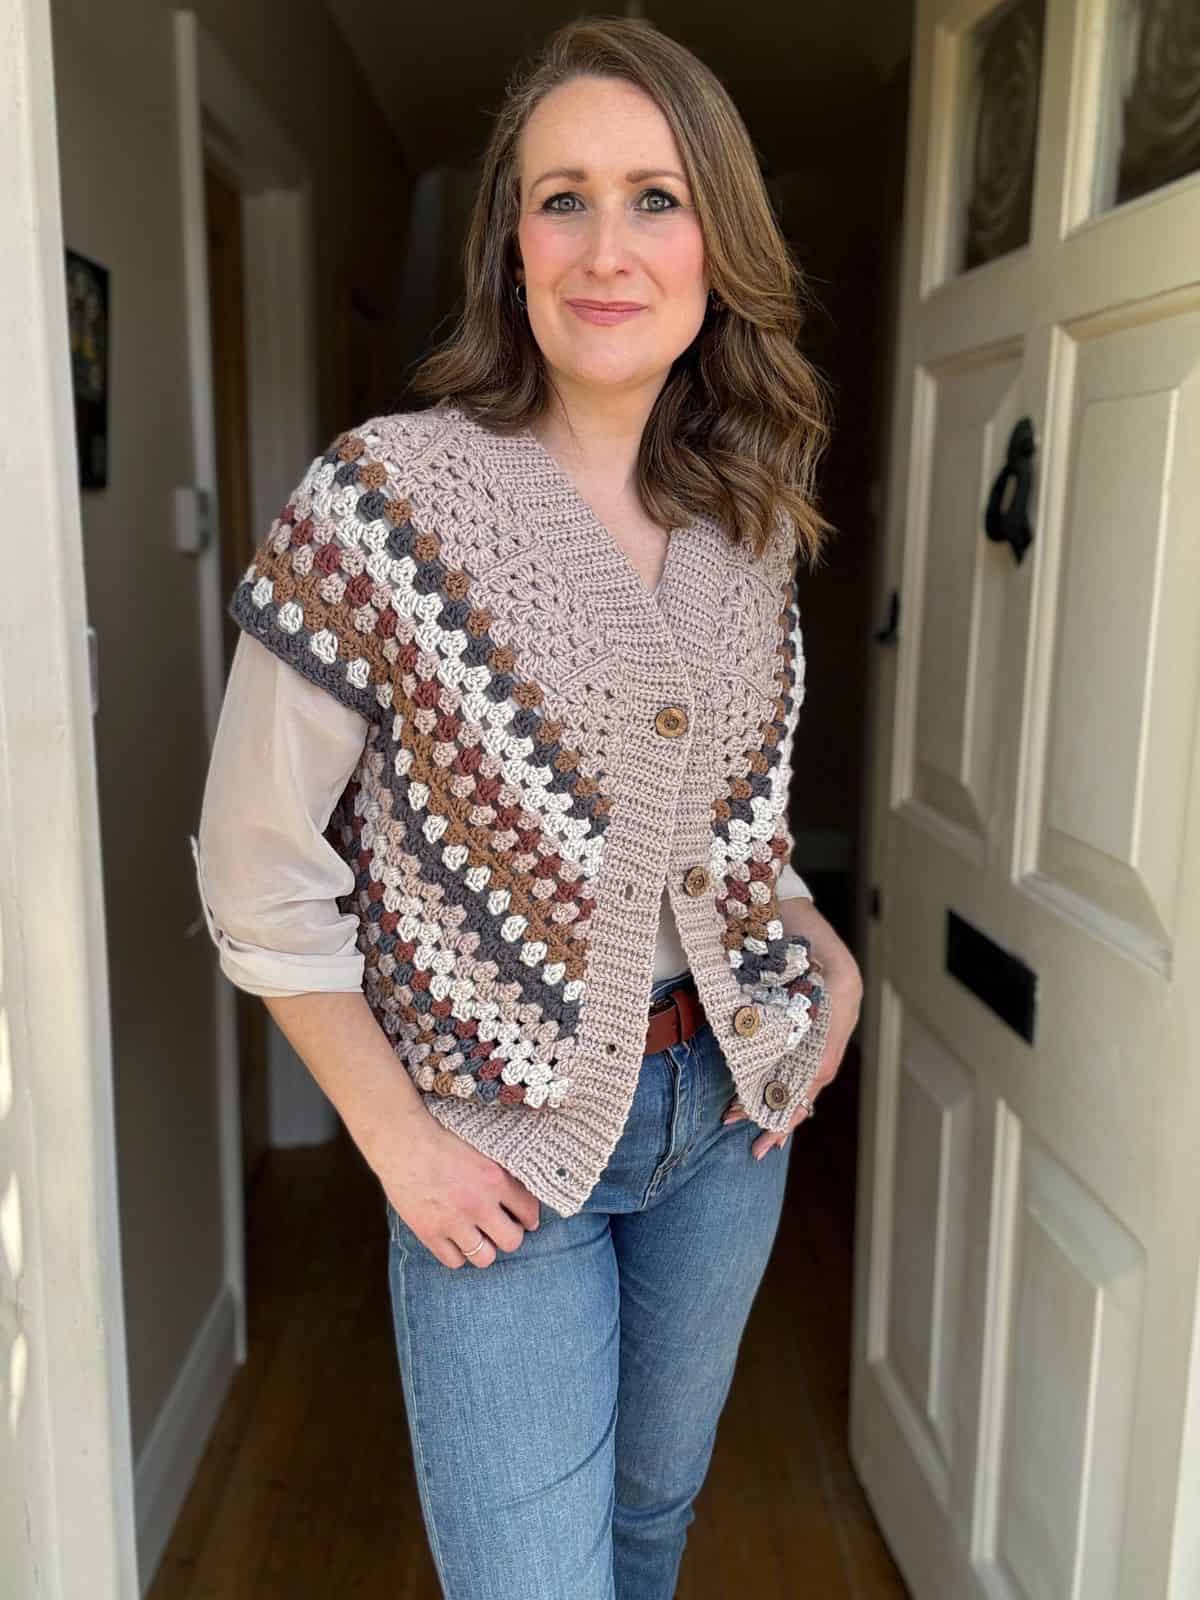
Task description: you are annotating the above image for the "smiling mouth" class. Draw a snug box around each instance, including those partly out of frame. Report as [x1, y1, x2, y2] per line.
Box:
[566, 300, 647, 324]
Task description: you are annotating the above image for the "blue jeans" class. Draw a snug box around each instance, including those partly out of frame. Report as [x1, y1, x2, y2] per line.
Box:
[384, 969, 795, 1599]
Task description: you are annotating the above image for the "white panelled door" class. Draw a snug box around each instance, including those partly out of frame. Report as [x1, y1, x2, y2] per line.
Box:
[852, 1, 1200, 1595]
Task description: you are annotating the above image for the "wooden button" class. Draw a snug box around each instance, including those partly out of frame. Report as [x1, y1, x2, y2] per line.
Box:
[763, 1079, 790, 1111]
[654, 705, 689, 738]
[683, 865, 711, 896]
[732, 1004, 761, 1038]
[432, 1070, 457, 1096]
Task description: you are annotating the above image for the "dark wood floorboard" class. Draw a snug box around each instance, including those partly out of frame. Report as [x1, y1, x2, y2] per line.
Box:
[147, 1045, 908, 1597]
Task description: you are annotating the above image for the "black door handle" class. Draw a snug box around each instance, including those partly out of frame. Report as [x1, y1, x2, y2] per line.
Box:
[984, 417, 1036, 564]
[874, 589, 899, 645]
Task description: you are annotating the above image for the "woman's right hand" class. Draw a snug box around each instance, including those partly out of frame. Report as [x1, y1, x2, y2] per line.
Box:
[377, 1117, 543, 1270]
[257, 990, 544, 1272]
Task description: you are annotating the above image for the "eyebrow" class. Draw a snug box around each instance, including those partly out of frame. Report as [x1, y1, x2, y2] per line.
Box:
[529, 167, 688, 193]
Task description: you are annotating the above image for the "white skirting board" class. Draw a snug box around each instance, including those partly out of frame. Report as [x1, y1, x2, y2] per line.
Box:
[133, 1284, 238, 1595]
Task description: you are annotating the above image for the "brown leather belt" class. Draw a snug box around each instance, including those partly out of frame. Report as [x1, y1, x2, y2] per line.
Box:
[644, 975, 706, 1056]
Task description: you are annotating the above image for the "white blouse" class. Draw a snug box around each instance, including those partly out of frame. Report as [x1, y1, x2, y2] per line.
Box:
[191, 632, 813, 998]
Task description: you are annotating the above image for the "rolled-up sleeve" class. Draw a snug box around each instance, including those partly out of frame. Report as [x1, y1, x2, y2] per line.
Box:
[777, 861, 813, 901]
[189, 630, 370, 997]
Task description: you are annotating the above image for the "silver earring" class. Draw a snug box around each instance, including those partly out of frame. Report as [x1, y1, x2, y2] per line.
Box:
[515, 281, 527, 308]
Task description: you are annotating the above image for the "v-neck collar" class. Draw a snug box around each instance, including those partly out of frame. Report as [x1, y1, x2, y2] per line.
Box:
[429, 399, 736, 687]
[516, 420, 677, 607]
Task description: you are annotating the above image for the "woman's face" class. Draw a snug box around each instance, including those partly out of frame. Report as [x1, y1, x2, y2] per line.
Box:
[515, 75, 709, 403]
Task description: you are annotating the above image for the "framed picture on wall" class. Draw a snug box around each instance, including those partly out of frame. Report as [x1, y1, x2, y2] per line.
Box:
[65, 248, 109, 490]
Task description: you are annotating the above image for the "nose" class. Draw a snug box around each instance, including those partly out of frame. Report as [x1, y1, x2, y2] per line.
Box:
[579, 199, 633, 280]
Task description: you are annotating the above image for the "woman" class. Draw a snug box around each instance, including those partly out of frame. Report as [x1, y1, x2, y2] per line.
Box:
[192, 15, 863, 1598]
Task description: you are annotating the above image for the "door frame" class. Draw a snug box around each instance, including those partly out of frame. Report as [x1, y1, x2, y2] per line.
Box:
[172, 3, 319, 1365]
[1, 0, 138, 1592]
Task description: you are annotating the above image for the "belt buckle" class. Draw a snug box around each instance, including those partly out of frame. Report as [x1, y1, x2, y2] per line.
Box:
[648, 991, 676, 1017]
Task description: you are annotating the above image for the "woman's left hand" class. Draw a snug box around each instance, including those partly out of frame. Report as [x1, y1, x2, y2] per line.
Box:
[721, 898, 864, 1159]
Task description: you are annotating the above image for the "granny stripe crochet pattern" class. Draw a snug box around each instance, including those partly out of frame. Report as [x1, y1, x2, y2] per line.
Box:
[226, 397, 830, 1215]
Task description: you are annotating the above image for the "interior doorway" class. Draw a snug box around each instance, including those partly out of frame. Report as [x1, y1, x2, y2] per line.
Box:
[129, 13, 327, 1584]
[203, 156, 270, 1197]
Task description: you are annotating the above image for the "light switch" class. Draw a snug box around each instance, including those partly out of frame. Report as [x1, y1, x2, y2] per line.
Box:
[173, 486, 212, 555]
[87, 624, 99, 716]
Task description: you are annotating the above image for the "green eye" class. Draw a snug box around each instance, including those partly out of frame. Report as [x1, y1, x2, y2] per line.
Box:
[540, 188, 681, 214]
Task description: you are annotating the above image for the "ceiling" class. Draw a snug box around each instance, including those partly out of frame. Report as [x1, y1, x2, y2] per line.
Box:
[326, 0, 914, 176]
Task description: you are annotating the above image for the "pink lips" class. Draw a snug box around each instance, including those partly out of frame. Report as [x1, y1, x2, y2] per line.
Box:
[566, 299, 646, 326]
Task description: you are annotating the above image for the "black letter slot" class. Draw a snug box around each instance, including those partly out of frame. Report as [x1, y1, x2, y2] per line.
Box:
[945, 909, 1037, 1044]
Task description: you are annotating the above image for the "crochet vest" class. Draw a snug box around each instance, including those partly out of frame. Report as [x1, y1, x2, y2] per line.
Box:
[228, 397, 828, 1215]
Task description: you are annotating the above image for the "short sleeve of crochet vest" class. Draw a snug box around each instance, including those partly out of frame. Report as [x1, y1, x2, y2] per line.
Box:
[226, 426, 416, 721]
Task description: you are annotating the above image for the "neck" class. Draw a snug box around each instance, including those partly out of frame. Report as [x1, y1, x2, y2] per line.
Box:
[531, 377, 665, 497]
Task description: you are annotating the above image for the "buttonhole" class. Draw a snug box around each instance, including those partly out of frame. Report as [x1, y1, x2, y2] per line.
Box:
[623, 882, 635, 901]
[604, 1042, 617, 1056]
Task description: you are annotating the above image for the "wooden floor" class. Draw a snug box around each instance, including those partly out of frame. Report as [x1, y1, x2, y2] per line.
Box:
[148, 1046, 908, 1598]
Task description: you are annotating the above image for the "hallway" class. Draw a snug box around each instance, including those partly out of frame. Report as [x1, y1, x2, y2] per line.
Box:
[147, 1047, 907, 1597]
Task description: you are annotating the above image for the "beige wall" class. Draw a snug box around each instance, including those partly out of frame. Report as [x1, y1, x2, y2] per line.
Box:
[50, 0, 412, 1458]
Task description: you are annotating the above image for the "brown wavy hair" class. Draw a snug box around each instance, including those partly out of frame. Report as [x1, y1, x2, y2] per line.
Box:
[409, 14, 834, 567]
